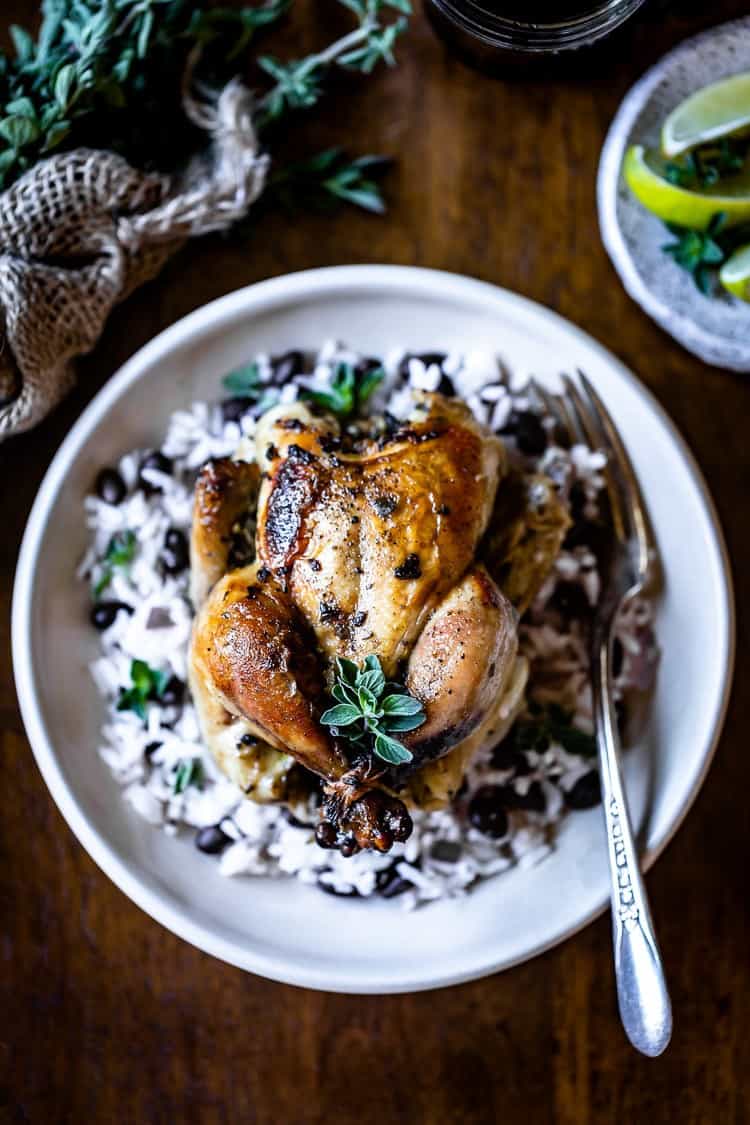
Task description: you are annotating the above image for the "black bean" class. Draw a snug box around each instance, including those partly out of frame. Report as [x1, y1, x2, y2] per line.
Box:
[468, 786, 509, 838]
[270, 350, 305, 385]
[144, 740, 162, 760]
[565, 770, 602, 810]
[138, 451, 173, 495]
[375, 864, 412, 899]
[160, 676, 185, 707]
[551, 580, 592, 621]
[491, 744, 532, 775]
[95, 467, 127, 505]
[161, 528, 189, 575]
[501, 781, 546, 814]
[195, 825, 232, 855]
[221, 396, 255, 423]
[89, 600, 133, 631]
[503, 410, 547, 456]
[339, 837, 360, 858]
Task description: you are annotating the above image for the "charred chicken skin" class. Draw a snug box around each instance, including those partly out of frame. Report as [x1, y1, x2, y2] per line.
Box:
[189, 393, 522, 853]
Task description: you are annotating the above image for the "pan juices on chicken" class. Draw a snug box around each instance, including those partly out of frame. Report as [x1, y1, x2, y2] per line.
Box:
[188, 390, 569, 855]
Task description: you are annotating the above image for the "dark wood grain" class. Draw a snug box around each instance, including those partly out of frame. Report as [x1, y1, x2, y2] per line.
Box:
[1, 3, 748, 1122]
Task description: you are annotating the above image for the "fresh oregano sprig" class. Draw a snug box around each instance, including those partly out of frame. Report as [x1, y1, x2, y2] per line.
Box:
[301, 360, 384, 419]
[660, 211, 750, 295]
[321, 654, 425, 766]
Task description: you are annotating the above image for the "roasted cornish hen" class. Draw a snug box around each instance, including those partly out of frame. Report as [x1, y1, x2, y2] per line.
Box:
[189, 391, 567, 853]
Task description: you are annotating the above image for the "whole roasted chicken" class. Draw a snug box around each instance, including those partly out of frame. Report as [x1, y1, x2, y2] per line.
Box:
[189, 391, 567, 854]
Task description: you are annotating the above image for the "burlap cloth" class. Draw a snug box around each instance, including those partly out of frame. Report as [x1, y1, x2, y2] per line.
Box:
[0, 77, 269, 442]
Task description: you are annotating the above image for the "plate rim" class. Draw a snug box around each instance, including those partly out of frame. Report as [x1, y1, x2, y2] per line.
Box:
[11, 264, 736, 993]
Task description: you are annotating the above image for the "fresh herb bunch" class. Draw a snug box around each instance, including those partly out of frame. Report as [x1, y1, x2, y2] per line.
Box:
[94, 528, 137, 597]
[117, 657, 170, 720]
[0, 0, 410, 217]
[661, 212, 750, 295]
[301, 360, 384, 419]
[321, 654, 425, 765]
[510, 703, 596, 759]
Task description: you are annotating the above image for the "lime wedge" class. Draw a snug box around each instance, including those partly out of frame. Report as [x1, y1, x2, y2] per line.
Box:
[661, 73, 750, 158]
[719, 242, 750, 300]
[623, 144, 750, 230]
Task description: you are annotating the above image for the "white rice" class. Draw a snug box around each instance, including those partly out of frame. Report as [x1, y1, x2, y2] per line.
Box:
[80, 342, 657, 907]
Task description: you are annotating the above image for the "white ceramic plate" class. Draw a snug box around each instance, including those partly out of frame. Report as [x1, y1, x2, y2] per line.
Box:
[12, 266, 734, 993]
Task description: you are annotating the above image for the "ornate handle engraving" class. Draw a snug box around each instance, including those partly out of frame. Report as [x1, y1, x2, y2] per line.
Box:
[607, 797, 640, 931]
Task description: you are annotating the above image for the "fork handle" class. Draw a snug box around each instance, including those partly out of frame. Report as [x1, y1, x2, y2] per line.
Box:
[591, 627, 672, 1057]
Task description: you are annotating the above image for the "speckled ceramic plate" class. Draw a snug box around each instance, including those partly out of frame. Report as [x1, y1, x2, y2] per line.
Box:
[598, 17, 750, 372]
[12, 267, 734, 992]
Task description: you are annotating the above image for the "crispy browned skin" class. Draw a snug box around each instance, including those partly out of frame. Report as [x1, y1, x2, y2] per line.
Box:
[403, 565, 518, 762]
[190, 458, 260, 608]
[191, 562, 411, 851]
[256, 395, 505, 676]
[189, 393, 527, 853]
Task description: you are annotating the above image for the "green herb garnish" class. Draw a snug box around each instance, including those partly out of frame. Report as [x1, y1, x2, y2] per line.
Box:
[0, 0, 409, 219]
[93, 529, 137, 598]
[662, 215, 726, 295]
[321, 654, 424, 765]
[116, 658, 169, 721]
[665, 139, 747, 190]
[510, 703, 596, 759]
[265, 148, 391, 216]
[173, 757, 205, 795]
[301, 361, 384, 420]
[222, 361, 262, 397]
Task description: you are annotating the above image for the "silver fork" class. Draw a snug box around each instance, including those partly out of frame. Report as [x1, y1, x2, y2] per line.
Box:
[531, 370, 672, 1058]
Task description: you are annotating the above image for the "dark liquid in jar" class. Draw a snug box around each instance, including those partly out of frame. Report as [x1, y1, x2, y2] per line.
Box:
[471, 0, 602, 19]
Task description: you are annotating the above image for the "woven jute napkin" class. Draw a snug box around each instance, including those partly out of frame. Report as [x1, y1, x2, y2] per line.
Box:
[0, 78, 268, 443]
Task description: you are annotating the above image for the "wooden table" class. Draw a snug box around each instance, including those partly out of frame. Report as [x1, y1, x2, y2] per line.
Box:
[1, 2, 747, 1121]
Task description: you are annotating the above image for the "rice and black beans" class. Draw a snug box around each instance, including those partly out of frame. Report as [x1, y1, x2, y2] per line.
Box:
[80, 343, 657, 908]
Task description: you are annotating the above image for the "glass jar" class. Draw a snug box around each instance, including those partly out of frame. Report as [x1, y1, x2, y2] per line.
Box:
[425, 0, 650, 70]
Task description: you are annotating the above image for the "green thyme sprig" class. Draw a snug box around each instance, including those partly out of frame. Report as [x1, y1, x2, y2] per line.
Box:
[117, 658, 169, 720]
[256, 0, 409, 125]
[321, 655, 424, 766]
[301, 360, 384, 419]
[266, 148, 391, 215]
[0, 0, 410, 218]
[93, 528, 137, 597]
